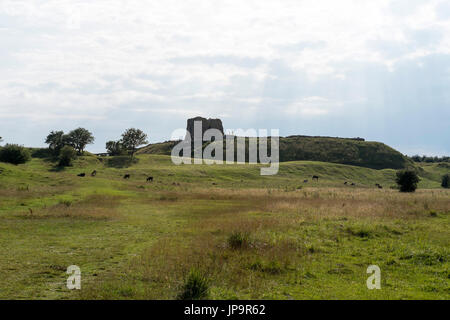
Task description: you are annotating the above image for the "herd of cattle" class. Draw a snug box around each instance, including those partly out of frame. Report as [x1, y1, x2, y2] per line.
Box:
[77, 170, 153, 182]
[75, 172, 383, 188]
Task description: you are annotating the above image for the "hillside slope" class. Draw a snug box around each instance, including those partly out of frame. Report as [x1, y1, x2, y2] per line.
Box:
[138, 135, 413, 170]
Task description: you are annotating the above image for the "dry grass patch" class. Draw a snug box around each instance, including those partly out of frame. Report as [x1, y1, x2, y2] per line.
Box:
[14, 194, 121, 220]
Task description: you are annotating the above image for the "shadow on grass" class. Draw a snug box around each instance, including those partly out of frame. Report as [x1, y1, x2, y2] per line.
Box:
[49, 165, 67, 172]
[105, 156, 139, 168]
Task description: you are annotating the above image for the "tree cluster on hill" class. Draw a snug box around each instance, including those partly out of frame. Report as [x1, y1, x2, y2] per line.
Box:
[45, 128, 94, 166]
[409, 155, 450, 163]
[106, 128, 148, 157]
[45, 128, 94, 156]
[42, 127, 149, 165]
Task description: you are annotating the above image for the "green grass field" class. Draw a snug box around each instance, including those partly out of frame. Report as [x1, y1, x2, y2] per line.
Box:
[0, 154, 448, 299]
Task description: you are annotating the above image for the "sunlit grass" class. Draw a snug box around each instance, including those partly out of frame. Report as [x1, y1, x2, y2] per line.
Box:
[0, 154, 448, 299]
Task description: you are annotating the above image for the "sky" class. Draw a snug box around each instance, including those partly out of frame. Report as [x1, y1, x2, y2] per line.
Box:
[0, 0, 449, 155]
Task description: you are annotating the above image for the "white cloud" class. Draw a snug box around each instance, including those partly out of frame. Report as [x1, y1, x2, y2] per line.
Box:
[0, 0, 449, 154]
[285, 97, 341, 116]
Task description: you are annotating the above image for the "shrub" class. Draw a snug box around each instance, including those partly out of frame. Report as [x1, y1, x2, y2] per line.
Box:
[442, 174, 449, 189]
[227, 231, 251, 249]
[0, 144, 31, 164]
[105, 155, 139, 168]
[58, 146, 77, 167]
[396, 170, 420, 192]
[178, 268, 209, 300]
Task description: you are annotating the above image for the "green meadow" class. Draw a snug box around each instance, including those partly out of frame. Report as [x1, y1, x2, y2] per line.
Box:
[0, 154, 448, 299]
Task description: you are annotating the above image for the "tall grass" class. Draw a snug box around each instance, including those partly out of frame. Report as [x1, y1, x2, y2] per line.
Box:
[178, 268, 210, 300]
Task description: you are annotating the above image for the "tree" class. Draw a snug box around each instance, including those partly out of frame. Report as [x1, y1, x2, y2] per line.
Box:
[442, 174, 450, 189]
[45, 131, 66, 155]
[106, 140, 125, 156]
[396, 170, 420, 192]
[58, 146, 77, 167]
[121, 128, 148, 157]
[66, 128, 95, 155]
[0, 144, 31, 165]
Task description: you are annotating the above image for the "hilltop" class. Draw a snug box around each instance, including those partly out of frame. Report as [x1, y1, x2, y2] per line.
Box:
[138, 135, 413, 170]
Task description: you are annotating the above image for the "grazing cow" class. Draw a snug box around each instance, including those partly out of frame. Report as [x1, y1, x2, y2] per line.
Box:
[304, 179, 309, 183]
[351, 183, 356, 186]
[146, 176, 153, 182]
[77, 173, 86, 177]
[91, 170, 97, 177]
[378, 185, 383, 189]
[123, 174, 130, 179]
[312, 175, 319, 182]
[344, 182, 348, 185]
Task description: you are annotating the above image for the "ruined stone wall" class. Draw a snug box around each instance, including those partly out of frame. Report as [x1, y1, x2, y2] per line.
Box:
[186, 117, 224, 140]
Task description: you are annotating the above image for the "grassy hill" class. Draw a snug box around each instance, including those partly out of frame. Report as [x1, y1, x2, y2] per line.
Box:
[138, 136, 413, 170]
[0, 154, 448, 299]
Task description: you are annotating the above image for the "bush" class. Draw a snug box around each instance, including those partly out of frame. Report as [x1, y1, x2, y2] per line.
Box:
[396, 170, 420, 192]
[442, 174, 449, 189]
[0, 144, 31, 164]
[178, 268, 209, 300]
[58, 146, 77, 167]
[227, 231, 251, 249]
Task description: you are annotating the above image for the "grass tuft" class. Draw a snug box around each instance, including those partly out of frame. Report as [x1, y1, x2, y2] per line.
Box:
[227, 231, 251, 249]
[178, 268, 210, 300]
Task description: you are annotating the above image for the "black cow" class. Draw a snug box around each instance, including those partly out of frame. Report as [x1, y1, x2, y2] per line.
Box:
[91, 170, 97, 177]
[303, 179, 309, 183]
[378, 185, 383, 189]
[146, 176, 153, 182]
[123, 174, 130, 179]
[344, 182, 348, 185]
[77, 173, 86, 177]
[312, 175, 319, 182]
[351, 183, 356, 186]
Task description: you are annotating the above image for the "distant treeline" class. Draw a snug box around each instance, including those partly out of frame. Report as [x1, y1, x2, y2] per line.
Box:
[286, 135, 365, 141]
[408, 155, 450, 163]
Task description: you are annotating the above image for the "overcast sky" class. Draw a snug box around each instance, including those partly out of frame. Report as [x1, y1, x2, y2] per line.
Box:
[1, 0, 449, 155]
